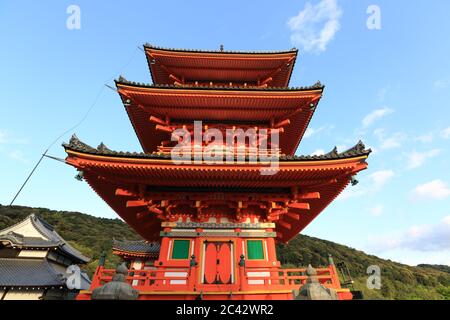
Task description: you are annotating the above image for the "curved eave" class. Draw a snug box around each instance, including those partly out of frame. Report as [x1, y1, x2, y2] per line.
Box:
[144, 45, 298, 87]
[115, 81, 323, 155]
[144, 43, 299, 55]
[65, 147, 368, 168]
[112, 249, 158, 259]
[63, 136, 370, 243]
[115, 79, 323, 92]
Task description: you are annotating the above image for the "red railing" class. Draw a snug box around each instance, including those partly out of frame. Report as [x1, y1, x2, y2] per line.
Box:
[91, 266, 192, 291]
[90, 264, 340, 293]
[240, 266, 340, 291]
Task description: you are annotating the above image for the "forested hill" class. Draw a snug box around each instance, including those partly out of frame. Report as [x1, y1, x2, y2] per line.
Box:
[0, 204, 449, 300]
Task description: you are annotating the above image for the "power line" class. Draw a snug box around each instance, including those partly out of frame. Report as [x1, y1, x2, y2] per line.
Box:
[9, 46, 142, 206]
[9, 150, 48, 206]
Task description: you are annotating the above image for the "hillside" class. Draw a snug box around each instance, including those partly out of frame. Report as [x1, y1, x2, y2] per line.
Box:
[1, 204, 449, 300]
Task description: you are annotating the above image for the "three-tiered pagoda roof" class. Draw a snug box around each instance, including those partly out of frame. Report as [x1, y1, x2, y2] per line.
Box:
[68, 44, 370, 301]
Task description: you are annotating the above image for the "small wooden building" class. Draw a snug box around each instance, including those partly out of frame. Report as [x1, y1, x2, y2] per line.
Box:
[0, 214, 90, 300]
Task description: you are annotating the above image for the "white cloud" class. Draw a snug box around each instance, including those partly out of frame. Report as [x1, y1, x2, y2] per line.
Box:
[441, 127, 450, 139]
[373, 128, 407, 150]
[411, 180, 450, 200]
[415, 132, 434, 143]
[376, 131, 407, 150]
[362, 107, 394, 127]
[369, 170, 394, 189]
[369, 215, 450, 252]
[287, 0, 342, 53]
[370, 204, 384, 217]
[0, 130, 7, 144]
[310, 149, 325, 156]
[377, 87, 389, 101]
[337, 187, 366, 200]
[303, 125, 333, 139]
[0, 130, 29, 164]
[434, 79, 449, 89]
[7, 150, 28, 164]
[0, 129, 28, 145]
[406, 149, 441, 170]
[304, 127, 320, 139]
[338, 170, 394, 201]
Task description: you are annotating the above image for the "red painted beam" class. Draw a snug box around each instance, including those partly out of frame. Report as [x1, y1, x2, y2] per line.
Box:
[288, 202, 310, 210]
[285, 212, 301, 220]
[155, 125, 173, 133]
[149, 206, 163, 215]
[149, 115, 168, 126]
[277, 220, 292, 230]
[295, 192, 320, 200]
[136, 211, 150, 220]
[273, 119, 290, 129]
[126, 200, 148, 208]
[115, 188, 136, 197]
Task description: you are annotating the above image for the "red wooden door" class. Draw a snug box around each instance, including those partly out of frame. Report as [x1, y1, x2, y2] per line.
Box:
[203, 241, 233, 284]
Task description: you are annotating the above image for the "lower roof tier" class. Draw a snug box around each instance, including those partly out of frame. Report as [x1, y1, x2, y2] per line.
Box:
[63, 136, 370, 243]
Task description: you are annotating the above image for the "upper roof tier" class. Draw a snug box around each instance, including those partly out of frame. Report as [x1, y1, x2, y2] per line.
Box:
[144, 44, 298, 87]
[116, 78, 324, 156]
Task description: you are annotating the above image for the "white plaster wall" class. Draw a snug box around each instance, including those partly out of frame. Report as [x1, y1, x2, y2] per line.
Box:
[3, 290, 43, 300]
[18, 250, 48, 258]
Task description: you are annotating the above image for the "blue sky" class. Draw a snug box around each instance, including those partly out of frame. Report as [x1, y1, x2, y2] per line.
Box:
[1, 0, 450, 266]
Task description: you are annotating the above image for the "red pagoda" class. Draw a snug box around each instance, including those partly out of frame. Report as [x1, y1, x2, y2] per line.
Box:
[65, 44, 371, 300]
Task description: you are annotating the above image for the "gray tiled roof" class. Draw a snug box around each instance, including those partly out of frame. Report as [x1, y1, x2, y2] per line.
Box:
[112, 239, 160, 255]
[0, 258, 64, 287]
[0, 258, 91, 289]
[63, 134, 371, 161]
[144, 43, 298, 55]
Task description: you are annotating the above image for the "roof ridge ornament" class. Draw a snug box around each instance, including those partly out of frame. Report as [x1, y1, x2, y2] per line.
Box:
[64, 137, 370, 161]
[143, 43, 300, 55]
[325, 146, 339, 158]
[97, 142, 112, 153]
[342, 140, 371, 156]
[313, 80, 323, 89]
[64, 134, 97, 153]
[116, 79, 324, 91]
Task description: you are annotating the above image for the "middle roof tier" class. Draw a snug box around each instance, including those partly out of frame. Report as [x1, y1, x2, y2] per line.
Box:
[116, 78, 324, 156]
